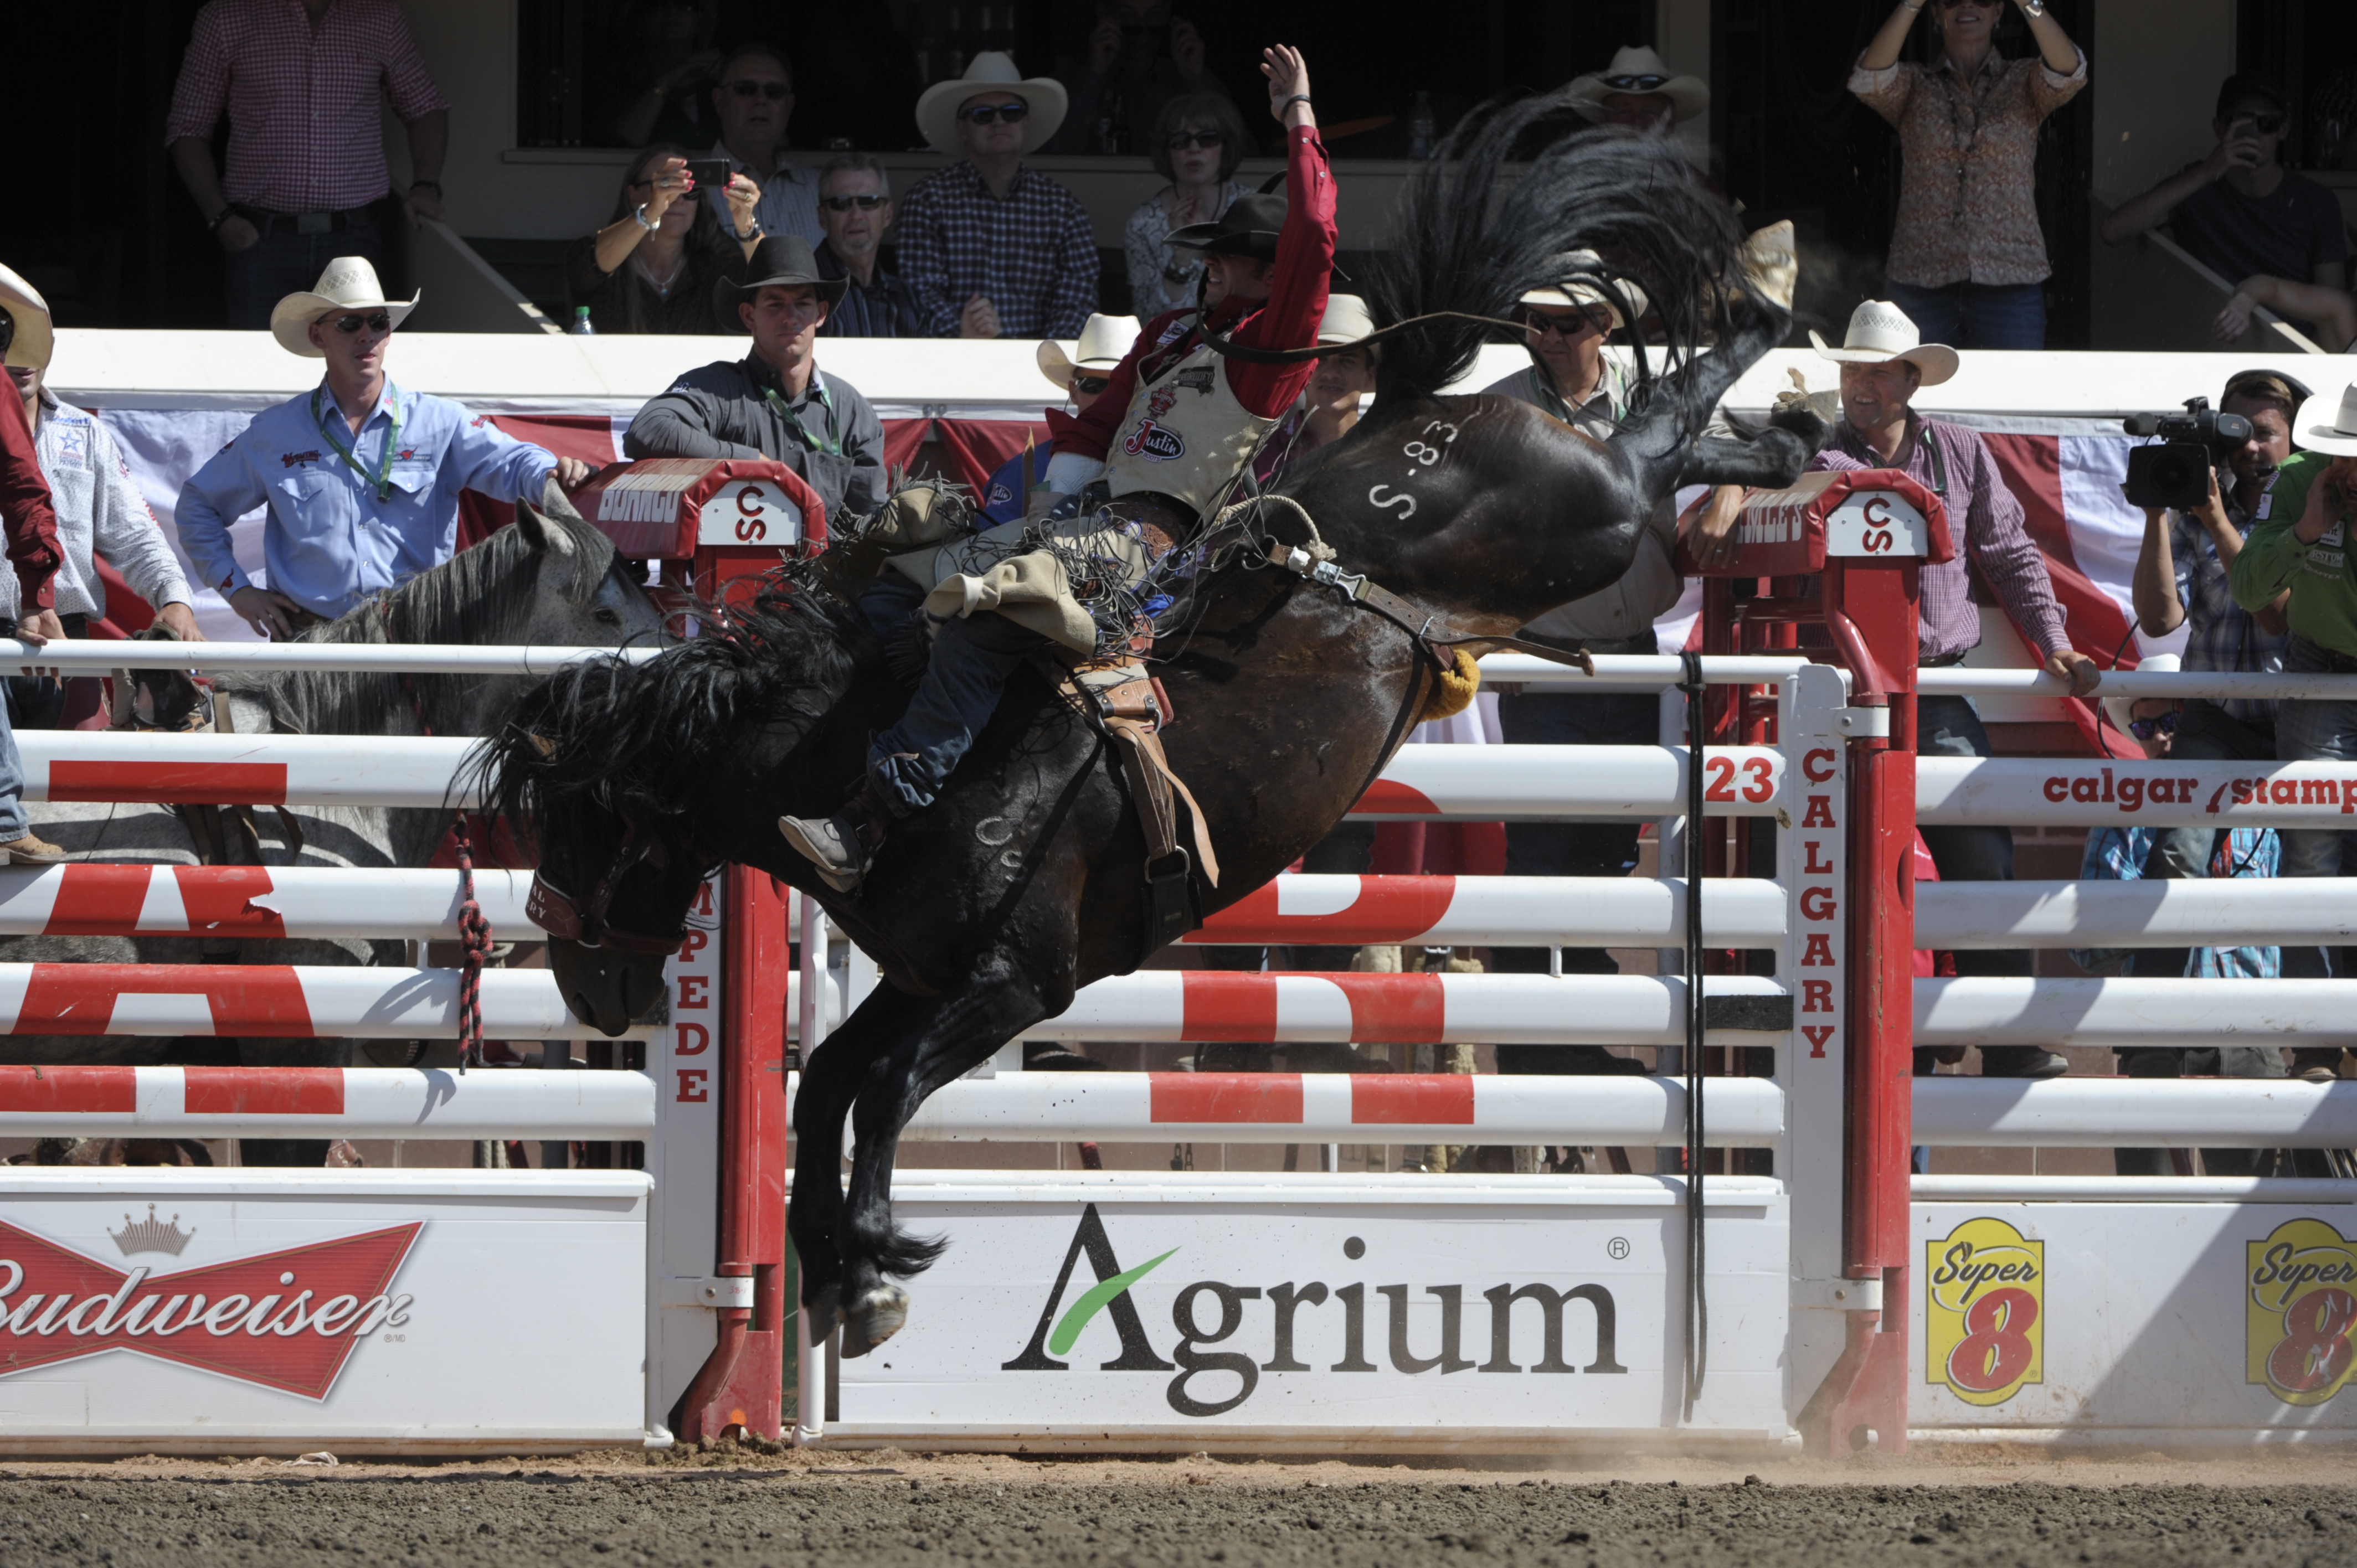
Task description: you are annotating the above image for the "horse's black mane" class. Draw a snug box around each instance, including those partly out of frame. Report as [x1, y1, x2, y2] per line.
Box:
[475, 568, 863, 839]
[228, 509, 616, 737]
[1366, 90, 1747, 416]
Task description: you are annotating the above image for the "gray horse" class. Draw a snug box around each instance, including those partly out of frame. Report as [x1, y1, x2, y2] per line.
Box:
[0, 506, 663, 1107]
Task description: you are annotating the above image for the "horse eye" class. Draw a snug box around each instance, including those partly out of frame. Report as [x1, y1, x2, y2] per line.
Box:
[594, 607, 621, 624]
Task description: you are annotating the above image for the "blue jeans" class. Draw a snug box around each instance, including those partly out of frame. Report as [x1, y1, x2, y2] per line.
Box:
[862, 572, 1046, 815]
[2135, 700, 2277, 981]
[0, 674, 26, 840]
[1885, 280, 2047, 350]
[224, 214, 384, 330]
[2273, 636, 2357, 977]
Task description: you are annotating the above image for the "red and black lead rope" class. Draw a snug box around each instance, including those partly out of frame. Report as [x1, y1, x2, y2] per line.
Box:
[399, 668, 495, 1072]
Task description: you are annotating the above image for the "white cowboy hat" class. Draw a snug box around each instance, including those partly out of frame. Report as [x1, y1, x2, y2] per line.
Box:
[0, 264, 53, 373]
[2292, 382, 2357, 457]
[1036, 313, 1139, 390]
[1566, 45, 1710, 125]
[269, 256, 419, 358]
[1520, 251, 1649, 329]
[1318, 293, 1376, 345]
[1809, 300, 1960, 387]
[915, 51, 1069, 158]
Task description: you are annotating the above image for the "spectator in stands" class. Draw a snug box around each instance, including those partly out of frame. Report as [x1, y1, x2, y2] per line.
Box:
[0, 272, 70, 865]
[2129, 368, 2298, 908]
[565, 147, 760, 336]
[1048, 0, 1230, 156]
[1, 266, 199, 734]
[166, 0, 451, 330]
[1481, 259, 1745, 1077]
[1126, 94, 1252, 319]
[1808, 299, 2100, 1078]
[1851, 0, 2087, 349]
[2214, 277, 2357, 353]
[2230, 381, 2357, 1044]
[897, 54, 1099, 341]
[625, 236, 886, 524]
[608, 0, 723, 148]
[699, 43, 822, 250]
[814, 156, 922, 339]
[978, 313, 1138, 525]
[1254, 295, 1377, 488]
[2101, 75, 2350, 344]
[1563, 45, 1709, 136]
[178, 259, 589, 637]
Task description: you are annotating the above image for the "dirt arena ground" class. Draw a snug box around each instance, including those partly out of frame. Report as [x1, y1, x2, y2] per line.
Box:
[2, 1446, 2353, 1567]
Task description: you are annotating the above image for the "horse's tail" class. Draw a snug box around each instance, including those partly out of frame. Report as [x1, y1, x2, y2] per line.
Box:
[1366, 93, 1747, 415]
[874, 1224, 952, 1279]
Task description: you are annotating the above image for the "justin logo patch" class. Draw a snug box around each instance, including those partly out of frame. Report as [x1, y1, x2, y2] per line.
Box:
[1121, 420, 1185, 462]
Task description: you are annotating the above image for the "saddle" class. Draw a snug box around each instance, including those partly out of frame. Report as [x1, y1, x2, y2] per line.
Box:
[1047, 651, 1222, 964]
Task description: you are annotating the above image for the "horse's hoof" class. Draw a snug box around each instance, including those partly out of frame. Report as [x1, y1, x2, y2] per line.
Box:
[838, 1285, 909, 1359]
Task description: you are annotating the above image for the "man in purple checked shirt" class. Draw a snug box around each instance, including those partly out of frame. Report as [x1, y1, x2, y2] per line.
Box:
[1807, 300, 2102, 1082]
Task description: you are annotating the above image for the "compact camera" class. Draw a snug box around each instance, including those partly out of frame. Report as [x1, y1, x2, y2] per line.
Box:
[2121, 396, 2254, 511]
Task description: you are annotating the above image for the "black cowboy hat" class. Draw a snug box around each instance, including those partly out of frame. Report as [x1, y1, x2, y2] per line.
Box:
[713, 234, 847, 328]
[1168, 186, 1286, 260]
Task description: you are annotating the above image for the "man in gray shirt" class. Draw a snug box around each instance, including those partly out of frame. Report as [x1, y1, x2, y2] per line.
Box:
[1480, 262, 1742, 1085]
[625, 236, 887, 525]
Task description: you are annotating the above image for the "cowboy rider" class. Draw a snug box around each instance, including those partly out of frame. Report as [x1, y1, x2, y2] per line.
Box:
[781, 43, 1334, 892]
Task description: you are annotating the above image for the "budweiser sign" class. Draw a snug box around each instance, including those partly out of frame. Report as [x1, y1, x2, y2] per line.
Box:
[0, 1218, 420, 1399]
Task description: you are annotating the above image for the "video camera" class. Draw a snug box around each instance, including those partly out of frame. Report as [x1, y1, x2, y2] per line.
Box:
[2121, 397, 2253, 511]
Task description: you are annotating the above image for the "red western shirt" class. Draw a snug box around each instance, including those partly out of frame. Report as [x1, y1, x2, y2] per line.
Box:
[0, 390, 63, 612]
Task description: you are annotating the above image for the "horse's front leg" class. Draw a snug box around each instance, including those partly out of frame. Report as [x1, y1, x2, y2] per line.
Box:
[789, 989, 903, 1332]
[835, 957, 1059, 1357]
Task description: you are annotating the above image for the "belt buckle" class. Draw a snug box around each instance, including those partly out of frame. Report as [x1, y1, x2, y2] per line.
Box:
[295, 212, 332, 236]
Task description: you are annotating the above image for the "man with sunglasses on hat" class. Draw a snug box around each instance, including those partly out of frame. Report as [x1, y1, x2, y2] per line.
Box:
[178, 259, 591, 639]
[778, 44, 1331, 892]
[698, 43, 823, 252]
[812, 155, 920, 339]
[2102, 74, 2348, 342]
[625, 235, 886, 527]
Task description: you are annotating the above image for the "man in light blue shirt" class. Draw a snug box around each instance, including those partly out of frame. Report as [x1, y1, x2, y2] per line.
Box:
[177, 257, 588, 636]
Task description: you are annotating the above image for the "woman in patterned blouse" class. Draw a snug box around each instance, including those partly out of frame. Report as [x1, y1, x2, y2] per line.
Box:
[1124, 92, 1252, 319]
[1852, 0, 2087, 350]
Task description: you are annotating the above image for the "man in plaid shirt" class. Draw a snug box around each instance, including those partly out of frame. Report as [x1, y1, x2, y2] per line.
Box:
[894, 54, 1099, 341]
[166, 0, 450, 329]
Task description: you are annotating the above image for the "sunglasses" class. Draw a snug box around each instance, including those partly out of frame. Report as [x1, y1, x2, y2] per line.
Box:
[2128, 710, 2181, 742]
[1521, 306, 1607, 338]
[724, 79, 790, 100]
[332, 311, 393, 335]
[1601, 72, 1672, 91]
[1072, 375, 1111, 395]
[819, 193, 887, 212]
[1166, 130, 1224, 150]
[961, 101, 1030, 125]
[2234, 114, 2289, 135]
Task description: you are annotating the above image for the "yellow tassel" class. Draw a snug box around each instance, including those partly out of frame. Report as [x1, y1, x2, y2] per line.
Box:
[1419, 647, 1481, 723]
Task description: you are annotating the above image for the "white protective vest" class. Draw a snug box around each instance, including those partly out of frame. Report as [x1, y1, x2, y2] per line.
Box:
[1100, 319, 1283, 515]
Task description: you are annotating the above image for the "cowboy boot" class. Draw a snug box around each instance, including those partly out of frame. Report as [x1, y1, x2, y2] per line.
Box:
[1, 831, 71, 865]
[779, 772, 899, 894]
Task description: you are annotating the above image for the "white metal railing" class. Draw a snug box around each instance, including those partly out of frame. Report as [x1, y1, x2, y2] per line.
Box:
[0, 639, 665, 676]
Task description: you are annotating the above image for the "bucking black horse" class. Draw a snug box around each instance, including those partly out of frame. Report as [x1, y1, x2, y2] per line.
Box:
[475, 99, 1830, 1358]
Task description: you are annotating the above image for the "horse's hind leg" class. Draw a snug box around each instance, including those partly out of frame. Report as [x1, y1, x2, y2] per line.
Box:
[835, 960, 1053, 1357]
[789, 988, 904, 1332]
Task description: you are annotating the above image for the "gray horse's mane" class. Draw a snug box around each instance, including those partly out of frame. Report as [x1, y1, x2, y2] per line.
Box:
[225, 509, 616, 737]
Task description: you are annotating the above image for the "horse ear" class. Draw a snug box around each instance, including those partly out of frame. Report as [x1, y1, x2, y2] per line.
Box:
[528, 733, 558, 758]
[516, 502, 577, 559]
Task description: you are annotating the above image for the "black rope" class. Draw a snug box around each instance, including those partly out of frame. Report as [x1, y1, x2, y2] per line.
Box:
[1679, 649, 1708, 1421]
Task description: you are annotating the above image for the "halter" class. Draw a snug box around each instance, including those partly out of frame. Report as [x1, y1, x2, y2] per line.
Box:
[524, 813, 693, 956]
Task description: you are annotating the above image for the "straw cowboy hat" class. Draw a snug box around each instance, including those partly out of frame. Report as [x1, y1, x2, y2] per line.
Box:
[1521, 250, 1649, 329]
[1566, 45, 1710, 125]
[2292, 382, 2357, 457]
[1036, 313, 1140, 391]
[269, 256, 418, 358]
[1318, 293, 1377, 347]
[0, 264, 53, 373]
[915, 51, 1068, 157]
[1809, 300, 1960, 387]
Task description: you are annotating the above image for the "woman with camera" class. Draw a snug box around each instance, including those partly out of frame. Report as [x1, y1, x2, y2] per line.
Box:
[1852, 0, 2086, 349]
[1124, 93, 1253, 319]
[564, 146, 763, 334]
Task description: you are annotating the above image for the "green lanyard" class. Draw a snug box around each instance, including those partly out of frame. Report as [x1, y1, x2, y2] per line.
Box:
[312, 385, 402, 502]
[761, 375, 841, 457]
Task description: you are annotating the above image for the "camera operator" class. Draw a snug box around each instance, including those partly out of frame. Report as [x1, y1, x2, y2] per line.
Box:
[2230, 379, 2357, 1059]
